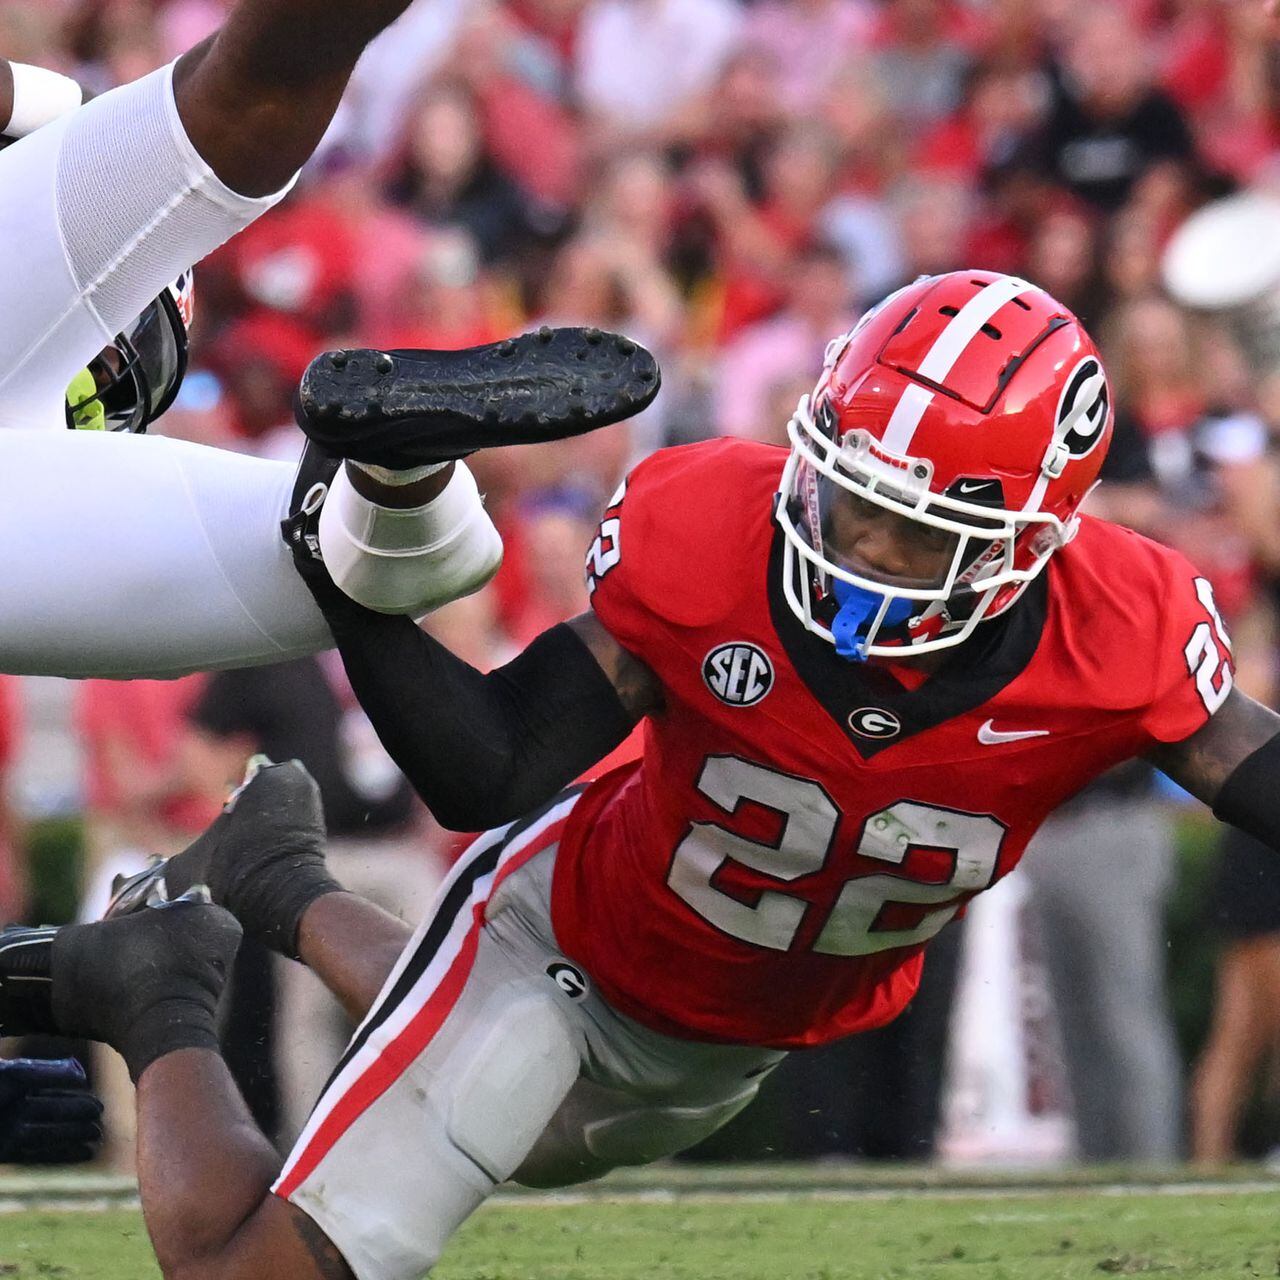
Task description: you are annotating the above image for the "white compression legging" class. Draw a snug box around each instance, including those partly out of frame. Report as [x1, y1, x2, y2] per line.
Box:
[0, 429, 337, 678]
[0, 62, 499, 678]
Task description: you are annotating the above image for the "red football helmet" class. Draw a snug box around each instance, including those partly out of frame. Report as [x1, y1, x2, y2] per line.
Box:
[776, 270, 1112, 659]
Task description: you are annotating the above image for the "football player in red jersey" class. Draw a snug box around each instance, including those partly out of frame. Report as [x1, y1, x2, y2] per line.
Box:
[6, 270, 1280, 1279]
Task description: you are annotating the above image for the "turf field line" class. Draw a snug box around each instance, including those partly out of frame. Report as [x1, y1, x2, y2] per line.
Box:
[485, 1180, 1280, 1208]
[0, 1173, 1277, 1213]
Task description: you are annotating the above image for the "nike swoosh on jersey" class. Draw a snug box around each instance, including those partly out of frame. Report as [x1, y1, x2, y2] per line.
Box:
[977, 720, 1050, 745]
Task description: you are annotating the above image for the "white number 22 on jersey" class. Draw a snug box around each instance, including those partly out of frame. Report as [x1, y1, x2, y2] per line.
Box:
[667, 755, 1005, 956]
[1184, 576, 1233, 715]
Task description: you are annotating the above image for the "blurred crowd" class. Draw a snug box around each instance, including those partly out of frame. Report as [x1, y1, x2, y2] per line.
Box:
[4, 0, 1280, 1167]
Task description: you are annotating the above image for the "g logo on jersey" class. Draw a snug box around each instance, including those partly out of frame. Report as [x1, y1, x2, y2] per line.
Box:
[848, 707, 901, 739]
[1055, 356, 1110, 460]
[703, 643, 774, 707]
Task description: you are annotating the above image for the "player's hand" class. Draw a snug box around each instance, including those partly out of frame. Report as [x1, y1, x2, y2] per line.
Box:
[0, 1057, 103, 1164]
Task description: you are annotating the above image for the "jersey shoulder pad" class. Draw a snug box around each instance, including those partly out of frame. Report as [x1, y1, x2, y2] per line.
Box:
[1055, 517, 1233, 737]
[587, 439, 784, 636]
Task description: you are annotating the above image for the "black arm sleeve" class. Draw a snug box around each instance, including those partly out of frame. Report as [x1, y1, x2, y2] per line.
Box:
[313, 583, 639, 832]
[1211, 730, 1280, 852]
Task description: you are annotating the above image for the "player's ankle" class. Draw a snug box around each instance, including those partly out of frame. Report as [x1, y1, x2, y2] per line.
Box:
[230, 871, 343, 961]
[345, 459, 455, 508]
[117, 997, 221, 1084]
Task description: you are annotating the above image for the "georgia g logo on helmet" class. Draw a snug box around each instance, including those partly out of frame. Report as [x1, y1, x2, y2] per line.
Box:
[1054, 356, 1110, 461]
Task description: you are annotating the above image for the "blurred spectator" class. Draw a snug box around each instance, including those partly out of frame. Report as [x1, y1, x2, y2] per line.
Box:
[325, 0, 471, 168]
[1021, 769, 1184, 1163]
[384, 80, 545, 266]
[1029, 5, 1197, 213]
[686, 50, 787, 203]
[684, 122, 843, 342]
[574, 0, 743, 147]
[741, 0, 874, 117]
[870, 0, 986, 129]
[374, 229, 515, 351]
[1194, 826, 1280, 1163]
[892, 176, 974, 282]
[500, 484, 602, 647]
[714, 242, 856, 440]
[1023, 201, 1105, 322]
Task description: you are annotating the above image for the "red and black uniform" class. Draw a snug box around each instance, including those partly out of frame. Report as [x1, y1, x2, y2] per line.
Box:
[551, 437, 1232, 1048]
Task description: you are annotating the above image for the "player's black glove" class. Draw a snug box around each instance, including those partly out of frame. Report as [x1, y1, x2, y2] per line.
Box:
[0, 1057, 103, 1164]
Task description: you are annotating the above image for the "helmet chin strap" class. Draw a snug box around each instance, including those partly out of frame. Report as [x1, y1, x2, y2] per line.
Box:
[830, 578, 914, 663]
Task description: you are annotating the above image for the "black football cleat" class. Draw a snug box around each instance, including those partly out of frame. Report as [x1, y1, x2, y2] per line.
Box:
[0, 925, 59, 1038]
[0, 891, 239, 1054]
[294, 326, 661, 469]
[106, 756, 337, 960]
[53, 893, 241, 1080]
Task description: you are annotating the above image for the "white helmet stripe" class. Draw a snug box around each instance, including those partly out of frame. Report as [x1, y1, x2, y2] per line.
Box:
[881, 382, 934, 455]
[916, 274, 1038, 383]
[878, 275, 1038, 458]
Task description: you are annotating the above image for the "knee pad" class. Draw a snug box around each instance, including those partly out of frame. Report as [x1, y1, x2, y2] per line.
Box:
[441, 994, 578, 1184]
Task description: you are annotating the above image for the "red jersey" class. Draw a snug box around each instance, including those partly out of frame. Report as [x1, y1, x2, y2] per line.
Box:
[549, 439, 1233, 1049]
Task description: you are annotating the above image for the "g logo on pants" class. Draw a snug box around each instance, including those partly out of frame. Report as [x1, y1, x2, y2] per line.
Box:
[546, 961, 588, 1000]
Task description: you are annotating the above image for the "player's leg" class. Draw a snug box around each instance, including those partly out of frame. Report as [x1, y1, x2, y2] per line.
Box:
[0, 431, 328, 677]
[0, 902, 355, 1279]
[275, 800, 589, 1278]
[1022, 798, 1182, 1162]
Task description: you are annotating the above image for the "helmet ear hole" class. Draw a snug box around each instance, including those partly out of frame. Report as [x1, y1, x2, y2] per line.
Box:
[63, 278, 192, 434]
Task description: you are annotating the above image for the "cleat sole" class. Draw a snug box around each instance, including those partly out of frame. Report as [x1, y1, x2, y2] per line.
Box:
[295, 327, 661, 468]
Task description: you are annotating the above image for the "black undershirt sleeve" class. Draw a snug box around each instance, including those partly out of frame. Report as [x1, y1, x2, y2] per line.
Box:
[1211, 730, 1280, 852]
[310, 580, 639, 832]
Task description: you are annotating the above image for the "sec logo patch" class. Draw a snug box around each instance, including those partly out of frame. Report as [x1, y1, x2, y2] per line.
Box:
[848, 707, 901, 739]
[703, 643, 774, 707]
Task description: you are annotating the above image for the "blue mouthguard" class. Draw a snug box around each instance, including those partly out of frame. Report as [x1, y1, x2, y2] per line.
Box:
[830, 578, 914, 662]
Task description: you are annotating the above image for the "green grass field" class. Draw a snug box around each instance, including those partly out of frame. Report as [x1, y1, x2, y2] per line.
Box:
[1, 1170, 1279, 1279]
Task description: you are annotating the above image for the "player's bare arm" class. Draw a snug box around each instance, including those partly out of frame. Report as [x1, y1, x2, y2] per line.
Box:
[566, 611, 665, 720]
[0, 61, 13, 134]
[172, 0, 418, 198]
[1147, 686, 1280, 845]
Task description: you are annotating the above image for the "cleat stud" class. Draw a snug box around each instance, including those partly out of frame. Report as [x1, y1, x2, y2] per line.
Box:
[584, 328, 603, 345]
[638, 370, 655, 383]
[536, 326, 554, 344]
[569, 384, 585, 397]
[364, 398, 381, 417]
[374, 353, 394, 374]
[616, 338, 636, 355]
[497, 339, 517, 357]
[328, 350, 349, 370]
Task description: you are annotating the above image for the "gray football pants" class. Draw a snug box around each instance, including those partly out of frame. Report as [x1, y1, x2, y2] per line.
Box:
[1020, 796, 1182, 1162]
[275, 791, 784, 1280]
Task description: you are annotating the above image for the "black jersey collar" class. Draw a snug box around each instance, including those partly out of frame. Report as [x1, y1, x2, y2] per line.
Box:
[765, 526, 1049, 759]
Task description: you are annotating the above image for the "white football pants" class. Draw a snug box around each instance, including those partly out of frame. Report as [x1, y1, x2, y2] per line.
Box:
[276, 790, 785, 1280]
